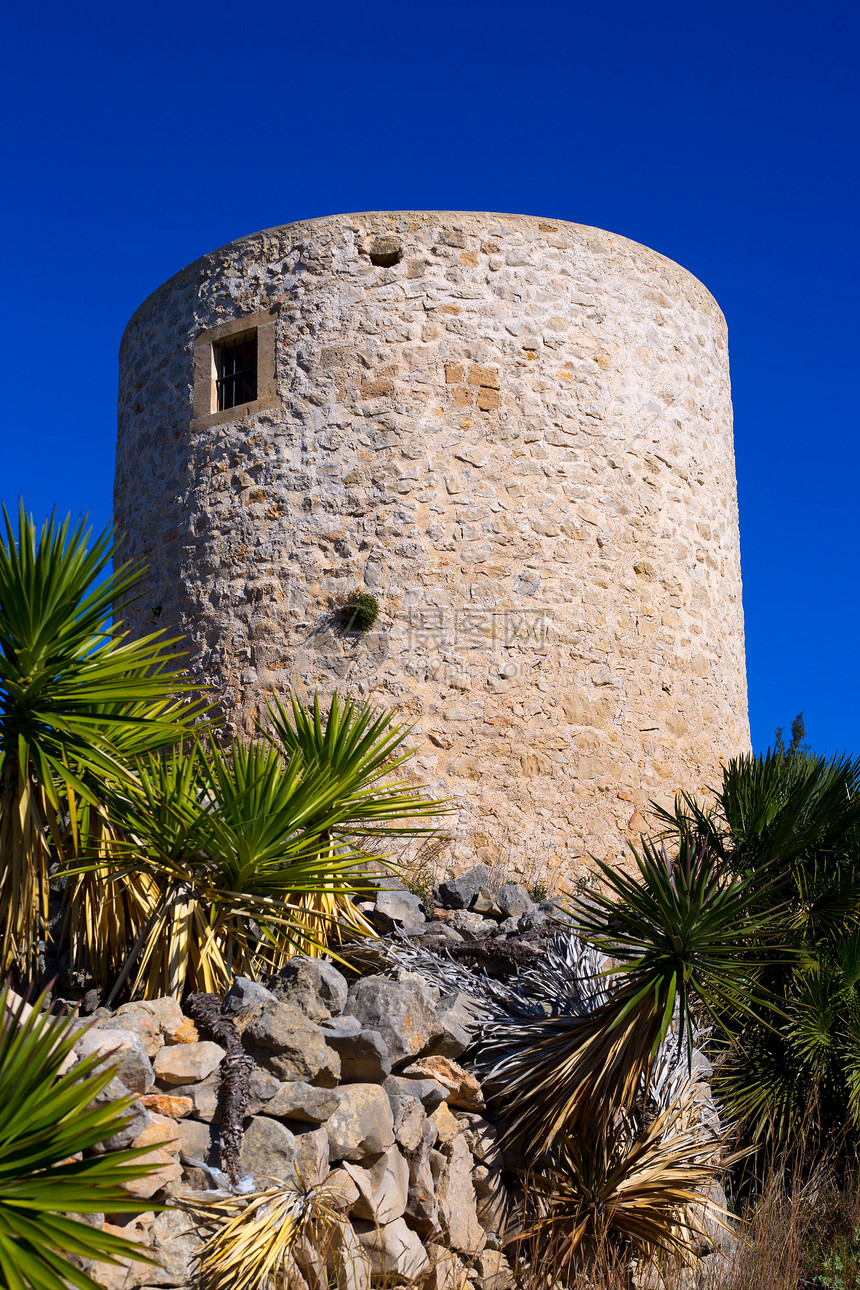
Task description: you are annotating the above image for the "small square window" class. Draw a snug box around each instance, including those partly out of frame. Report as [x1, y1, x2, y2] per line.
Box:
[214, 331, 258, 411]
[192, 310, 276, 430]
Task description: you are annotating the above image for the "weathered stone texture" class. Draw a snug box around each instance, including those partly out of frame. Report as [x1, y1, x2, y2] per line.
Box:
[115, 210, 749, 875]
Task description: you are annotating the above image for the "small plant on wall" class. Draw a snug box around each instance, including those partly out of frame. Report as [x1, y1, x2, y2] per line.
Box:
[339, 590, 379, 632]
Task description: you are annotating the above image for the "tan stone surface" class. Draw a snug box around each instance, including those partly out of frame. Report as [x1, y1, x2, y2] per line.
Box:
[116, 211, 749, 877]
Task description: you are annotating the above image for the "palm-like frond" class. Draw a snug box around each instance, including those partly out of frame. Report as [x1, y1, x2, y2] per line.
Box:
[512, 1084, 731, 1277]
[0, 985, 163, 1289]
[100, 737, 397, 1000]
[190, 1180, 349, 1290]
[264, 692, 449, 839]
[0, 502, 204, 976]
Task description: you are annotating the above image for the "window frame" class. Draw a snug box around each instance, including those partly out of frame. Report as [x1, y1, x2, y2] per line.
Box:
[191, 309, 277, 429]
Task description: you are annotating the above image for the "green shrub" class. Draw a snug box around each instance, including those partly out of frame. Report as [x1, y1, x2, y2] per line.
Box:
[339, 590, 379, 632]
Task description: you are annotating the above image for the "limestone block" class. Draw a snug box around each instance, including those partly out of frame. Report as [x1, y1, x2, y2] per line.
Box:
[345, 976, 443, 1066]
[326, 1083, 396, 1162]
[74, 1029, 155, 1095]
[344, 1145, 409, 1223]
[152, 1041, 225, 1086]
[353, 1216, 430, 1283]
[437, 1134, 486, 1256]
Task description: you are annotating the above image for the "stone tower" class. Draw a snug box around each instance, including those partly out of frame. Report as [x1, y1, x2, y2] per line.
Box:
[115, 211, 749, 879]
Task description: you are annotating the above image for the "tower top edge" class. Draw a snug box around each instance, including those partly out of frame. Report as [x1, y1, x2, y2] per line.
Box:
[122, 210, 726, 343]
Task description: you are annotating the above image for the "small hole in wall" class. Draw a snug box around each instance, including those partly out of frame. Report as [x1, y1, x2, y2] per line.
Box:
[369, 237, 403, 268]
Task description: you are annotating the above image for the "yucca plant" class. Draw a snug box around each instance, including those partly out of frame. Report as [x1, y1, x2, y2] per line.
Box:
[189, 1179, 351, 1290]
[99, 715, 445, 1000]
[512, 1086, 730, 1280]
[263, 691, 449, 946]
[0, 501, 203, 980]
[480, 833, 781, 1151]
[659, 750, 860, 1157]
[0, 984, 163, 1289]
[98, 738, 373, 1001]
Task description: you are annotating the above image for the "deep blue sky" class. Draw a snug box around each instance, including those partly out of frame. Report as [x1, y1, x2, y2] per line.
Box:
[3, 0, 858, 755]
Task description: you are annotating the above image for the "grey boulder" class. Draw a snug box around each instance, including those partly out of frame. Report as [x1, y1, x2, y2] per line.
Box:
[245, 1001, 340, 1086]
[74, 1028, 155, 1094]
[495, 883, 535, 920]
[265, 1081, 339, 1123]
[326, 1083, 395, 1162]
[345, 975, 443, 1066]
[265, 957, 349, 1021]
[437, 865, 490, 910]
[324, 1020, 392, 1083]
[344, 1145, 410, 1223]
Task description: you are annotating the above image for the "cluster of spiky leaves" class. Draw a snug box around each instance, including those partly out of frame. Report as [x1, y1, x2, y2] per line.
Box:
[654, 750, 860, 1155]
[0, 503, 447, 998]
[0, 985, 162, 1289]
[384, 928, 730, 1273]
[188, 1179, 350, 1290]
[0, 502, 204, 977]
[90, 704, 446, 1002]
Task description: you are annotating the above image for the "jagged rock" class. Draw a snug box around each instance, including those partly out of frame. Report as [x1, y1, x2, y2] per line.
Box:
[326, 1083, 395, 1162]
[167, 1074, 220, 1121]
[425, 994, 473, 1059]
[176, 1118, 219, 1169]
[74, 1029, 155, 1094]
[246, 1066, 283, 1114]
[424, 1248, 470, 1290]
[240, 1116, 298, 1184]
[169, 1017, 199, 1044]
[437, 866, 490, 910]
[96, 1007, 163, 1059]
[345, 976, 443, 1065]
[265, 1080, 339, 1123]
[90, 1077, 150, 1151]
[475, 1250, 515, 1290]
[152, 1041, 225, 1086]
[328, 1217, 371, 1290]
[322, 1015, 392, 1082]
[373, 889, 426, 932]
[292, 1124, 330, 1186]
[495, 883, 535, 920]
[124, 1113, 182, 1198]
[265, 957, 349, 1021]
[221, 977, 277, 1020]
[389, 1094, 426, 1152]
[471, 888, 503, 918]
[448, 910, 499, 940]
[245, 1001, 341, 1085]
[401, 1056, 484, 1110]
[437, 1134, 486, 1255]
[325, 1166, 361, 1210]
[344, 1145, 410, 1222]
[405, 1117, 441, 1237]
[430, 1103, 462, 1146]
[384, 1074, 449, 1111]
[140, 1094, 193, 1119]
[139, 1209, 202, 1287]
[353, 1216, 430, 1282]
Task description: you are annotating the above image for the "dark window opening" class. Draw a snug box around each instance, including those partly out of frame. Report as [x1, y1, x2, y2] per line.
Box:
[369, 237, 403, 268]
[215, 331, 258, 411]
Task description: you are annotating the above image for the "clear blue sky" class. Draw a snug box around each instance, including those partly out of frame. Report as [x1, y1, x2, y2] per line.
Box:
[3, 0, 858, 755]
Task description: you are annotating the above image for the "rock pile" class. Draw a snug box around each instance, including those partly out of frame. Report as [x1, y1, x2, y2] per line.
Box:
[64, 868, 732, 1290]
[70, 869, 541, 1290]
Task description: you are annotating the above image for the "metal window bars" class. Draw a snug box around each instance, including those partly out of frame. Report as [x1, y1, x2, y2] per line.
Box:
[215, 332, 258, 411]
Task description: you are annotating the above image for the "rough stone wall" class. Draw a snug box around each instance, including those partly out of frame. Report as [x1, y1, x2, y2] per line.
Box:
[115, 211, 749, 879]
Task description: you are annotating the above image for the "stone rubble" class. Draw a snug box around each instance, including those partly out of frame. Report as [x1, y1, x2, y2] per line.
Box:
[67, 867, 731, 1289]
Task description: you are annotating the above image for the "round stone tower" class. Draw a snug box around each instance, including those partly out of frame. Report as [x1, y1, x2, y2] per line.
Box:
[115, 211, 749, 879]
